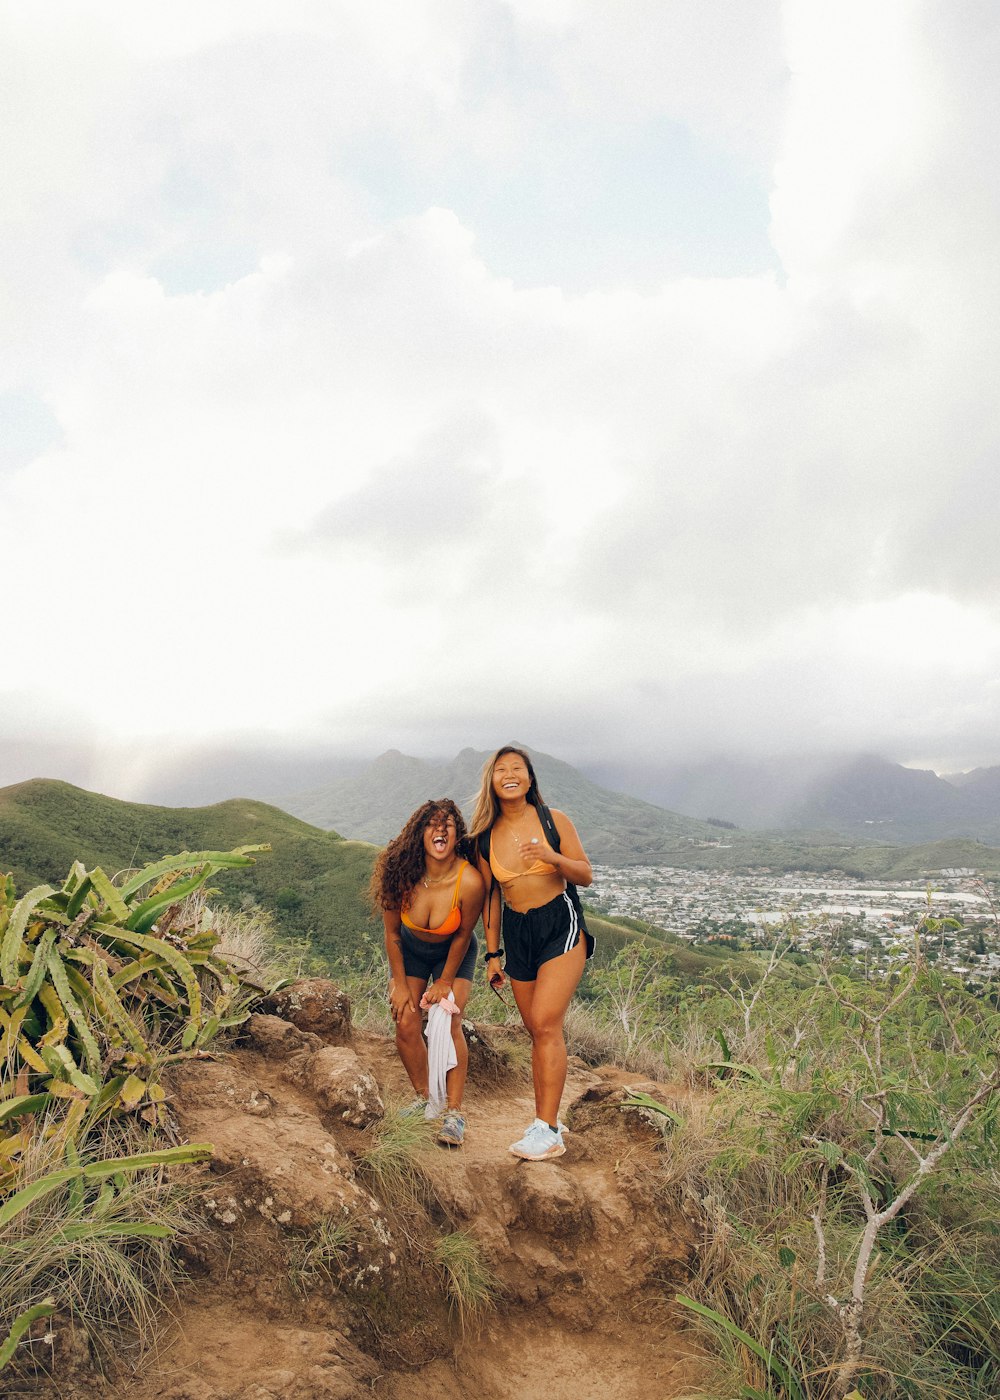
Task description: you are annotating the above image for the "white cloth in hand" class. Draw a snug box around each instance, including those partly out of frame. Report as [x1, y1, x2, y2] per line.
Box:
[422, 993, 459, 1117]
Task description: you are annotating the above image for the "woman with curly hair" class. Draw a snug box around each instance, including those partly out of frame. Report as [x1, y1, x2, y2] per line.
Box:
[469, 746, 593, 1161]
[370, 798, 484, 1147]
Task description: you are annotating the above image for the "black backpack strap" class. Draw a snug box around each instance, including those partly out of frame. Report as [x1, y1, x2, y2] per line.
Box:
[537, 803, 590, 946]
[477, 824, 500, 920]
[536, 802, 561, 852]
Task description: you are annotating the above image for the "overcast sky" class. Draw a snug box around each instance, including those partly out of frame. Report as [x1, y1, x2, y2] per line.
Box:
[3, 0, 1000, 804]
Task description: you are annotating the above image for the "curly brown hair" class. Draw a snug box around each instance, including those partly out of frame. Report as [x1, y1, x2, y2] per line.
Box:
[369, 798, 471, 911]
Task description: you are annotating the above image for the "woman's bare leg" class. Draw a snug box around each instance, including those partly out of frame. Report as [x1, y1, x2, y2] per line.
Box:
[510, 939, 586, 1125]
[393, 974, 430, 1095]
[445, 976, 472, 1110]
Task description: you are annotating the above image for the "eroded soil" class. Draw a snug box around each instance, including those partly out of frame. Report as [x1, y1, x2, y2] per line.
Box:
[14, 982, 706, 1400]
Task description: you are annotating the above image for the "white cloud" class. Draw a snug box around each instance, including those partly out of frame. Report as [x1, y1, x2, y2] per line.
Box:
[2, 1, 999, 797]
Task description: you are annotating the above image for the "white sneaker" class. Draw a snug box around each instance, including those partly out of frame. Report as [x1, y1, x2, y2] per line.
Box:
[508, 1118, 566, 1161]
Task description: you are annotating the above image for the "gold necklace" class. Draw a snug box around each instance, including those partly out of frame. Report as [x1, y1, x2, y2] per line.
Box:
[422, 860, 459, 889]
[502, 808, 538, 858]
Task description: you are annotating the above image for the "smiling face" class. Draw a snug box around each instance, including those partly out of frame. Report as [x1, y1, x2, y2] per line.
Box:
[423, 810, 458, 862]
[492, 750, 533, 802]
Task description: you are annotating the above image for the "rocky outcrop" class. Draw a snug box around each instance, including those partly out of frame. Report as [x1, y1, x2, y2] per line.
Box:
[260, 978, 353, 1044]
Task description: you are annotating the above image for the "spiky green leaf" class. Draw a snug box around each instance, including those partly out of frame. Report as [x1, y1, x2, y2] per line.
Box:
[119, 847, 267, 901]
[0, 1298, 56, 1371]
[0, 1142, 213, 1228]
[1, 886, 54, 986]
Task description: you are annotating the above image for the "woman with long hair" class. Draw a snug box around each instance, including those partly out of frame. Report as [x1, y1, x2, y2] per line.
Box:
[370, 798, 484, 1147]
[470, 745, 594, 1160]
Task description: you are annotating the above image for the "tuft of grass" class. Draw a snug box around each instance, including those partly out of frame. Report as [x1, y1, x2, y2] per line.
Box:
[357, 1104, 436, 1213]
[432, 1231, 500, 1331]
[288, 1215, 357, 1296]
[334, 943, 393, 1035]
[563, 999, 671, 1078]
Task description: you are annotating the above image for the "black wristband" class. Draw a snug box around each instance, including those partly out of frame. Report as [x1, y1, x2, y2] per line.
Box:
[483, 948, 504, 962]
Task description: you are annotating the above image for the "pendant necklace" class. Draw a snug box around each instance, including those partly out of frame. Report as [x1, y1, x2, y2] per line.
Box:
[422, 861, 459, 889]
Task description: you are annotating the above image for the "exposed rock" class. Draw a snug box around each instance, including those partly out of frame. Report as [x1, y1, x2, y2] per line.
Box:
[169, 1058, 389, 1244]
[262, 979, 352, 1044]
[461, 1019, 526, 1085]
[301, 1045, 384, 1128]
[51, 981, 702, 1400]
[566, 1075, 679, 1144]
[244, 1012, 317, 1059]
[507, 1162, 594, 1237]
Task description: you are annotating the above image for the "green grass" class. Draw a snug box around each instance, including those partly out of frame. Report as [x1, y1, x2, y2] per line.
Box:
[356, 1104, 437, 1213]
[288, 1216, 358, 1296]
[0, 778, 381, 964]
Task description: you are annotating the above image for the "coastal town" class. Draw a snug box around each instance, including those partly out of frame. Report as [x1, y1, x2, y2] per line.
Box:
[588, 864, 1000, 986]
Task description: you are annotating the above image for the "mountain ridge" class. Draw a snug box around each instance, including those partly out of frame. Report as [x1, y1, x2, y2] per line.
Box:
[281, 744, 718, 861]
[278, 746, 1000, 876]
[582, 751, 1000, 845]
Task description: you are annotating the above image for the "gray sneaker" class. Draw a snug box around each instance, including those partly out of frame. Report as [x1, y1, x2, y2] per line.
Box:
[400, 1095, 430, 1119]
[437, 1110, 465, 1147]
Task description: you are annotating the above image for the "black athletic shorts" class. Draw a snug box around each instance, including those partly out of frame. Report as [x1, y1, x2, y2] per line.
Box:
[502, 891, 595, 982]
[399, 927, 478, 982]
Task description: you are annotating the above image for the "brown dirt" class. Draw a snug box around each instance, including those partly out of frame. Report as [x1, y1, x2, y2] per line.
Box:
[20, 989, 708, 1400]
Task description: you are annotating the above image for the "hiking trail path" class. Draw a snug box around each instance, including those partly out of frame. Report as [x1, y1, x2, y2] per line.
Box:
[33, 981, 707, 1400]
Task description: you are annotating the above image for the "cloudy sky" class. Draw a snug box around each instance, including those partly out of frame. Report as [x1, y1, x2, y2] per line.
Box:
[3, 0, 999, 804]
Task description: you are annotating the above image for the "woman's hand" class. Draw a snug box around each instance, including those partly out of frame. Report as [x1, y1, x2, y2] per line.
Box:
[486, 962, 507, 993]
[421, 979, 453, 1007]
[518, 834, 556, 865]
[388, 978, 416, 1023]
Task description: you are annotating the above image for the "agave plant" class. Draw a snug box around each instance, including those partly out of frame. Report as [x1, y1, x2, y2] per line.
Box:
[0, 846, 269, 1184]
[0, 850, 266, 1377]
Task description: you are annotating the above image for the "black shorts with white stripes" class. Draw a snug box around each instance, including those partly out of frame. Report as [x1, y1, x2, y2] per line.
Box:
[502, 891, 589, 981]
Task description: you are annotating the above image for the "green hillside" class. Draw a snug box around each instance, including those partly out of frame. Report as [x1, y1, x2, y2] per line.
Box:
[0, 778, 772, 989]
[0, 779, 381, 962]
[6, 778, 995, 995]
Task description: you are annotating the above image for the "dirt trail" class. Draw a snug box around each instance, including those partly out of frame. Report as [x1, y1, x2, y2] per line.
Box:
[39, 982, 704, 1400]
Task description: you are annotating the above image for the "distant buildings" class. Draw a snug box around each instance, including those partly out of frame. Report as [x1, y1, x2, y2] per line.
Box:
[588, 864, 999, 987]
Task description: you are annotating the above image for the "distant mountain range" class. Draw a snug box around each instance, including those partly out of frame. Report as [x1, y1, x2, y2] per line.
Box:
[582, 753, 1000, 846]
[279, 746, 1000, 873]
[281, 745, 715, 861]
[4, 771, 1000, 967]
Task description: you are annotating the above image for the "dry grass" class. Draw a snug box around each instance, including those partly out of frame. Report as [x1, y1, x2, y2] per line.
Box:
[0, 1119, 199, 1382]
[432, 1231, 501, 1332]
[356, 1103, 438, 1216]
[564, 1000, 671, 1078]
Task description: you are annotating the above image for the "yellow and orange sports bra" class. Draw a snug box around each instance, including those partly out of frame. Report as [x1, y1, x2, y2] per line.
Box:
[489, 835, 557, 889]
[401, 860, 467, 937]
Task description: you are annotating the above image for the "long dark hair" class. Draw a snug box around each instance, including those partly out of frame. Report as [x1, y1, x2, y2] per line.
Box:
[370, 798, 470, 911]
[468, 746, 544, 839]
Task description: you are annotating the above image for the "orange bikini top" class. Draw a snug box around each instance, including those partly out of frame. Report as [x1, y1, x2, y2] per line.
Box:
[489, 834, 557, 888]
[401, 860, 467, 936]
